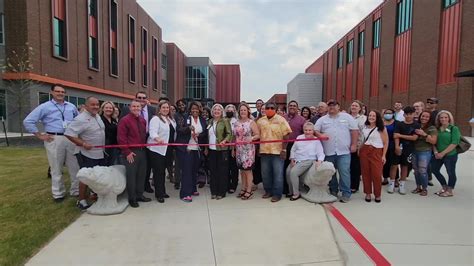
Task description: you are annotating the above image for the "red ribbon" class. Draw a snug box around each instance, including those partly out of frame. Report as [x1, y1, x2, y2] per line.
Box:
[93, 137, 328, 149]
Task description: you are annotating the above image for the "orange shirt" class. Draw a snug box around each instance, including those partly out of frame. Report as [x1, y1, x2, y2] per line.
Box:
[257, 114, 292, 155]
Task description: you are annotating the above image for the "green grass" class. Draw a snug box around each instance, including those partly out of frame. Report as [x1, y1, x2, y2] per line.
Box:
[0, 147, 81, 266]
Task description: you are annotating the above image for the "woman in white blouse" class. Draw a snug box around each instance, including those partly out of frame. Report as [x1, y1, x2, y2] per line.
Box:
[147, 101, 176, 203]
[359, 110, 388, 203]
[286, 122, 325, 201]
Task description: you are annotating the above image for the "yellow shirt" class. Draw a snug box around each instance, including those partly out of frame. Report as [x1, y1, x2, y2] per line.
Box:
[257, 114, 292, 155]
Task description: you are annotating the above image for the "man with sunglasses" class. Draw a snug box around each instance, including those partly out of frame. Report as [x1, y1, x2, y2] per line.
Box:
[426, 97, 439, 125]
[24, 84, 80, 202]
[257, 102, 292, 202]
[120, 91, 156, 193]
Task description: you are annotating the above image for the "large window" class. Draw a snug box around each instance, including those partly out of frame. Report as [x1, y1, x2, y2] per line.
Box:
[0, 13, 4, 45]
[128, 15, 136, 83]
[109, 0, 118, 77]
[358, 31, 365, 57]
[52, 0, 68, 58]
[443, 0, 458, 8]
[347, 39, 354, 64]
[373, 19, 381, 48]
[88, 0, 99, 70]
[396, 0, 413, 35]
[186, 66, 209, 99]
[337, 47, 344, 69]
[141, 27, 148, 87]
[152, 37, 158, 91]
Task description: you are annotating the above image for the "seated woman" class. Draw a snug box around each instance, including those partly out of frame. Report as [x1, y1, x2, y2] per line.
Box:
[286, 122, 325, 201]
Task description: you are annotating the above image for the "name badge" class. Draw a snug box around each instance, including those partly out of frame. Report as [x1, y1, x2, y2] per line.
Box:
[446, 128, 451, 133]
[62, 121, 68, 129]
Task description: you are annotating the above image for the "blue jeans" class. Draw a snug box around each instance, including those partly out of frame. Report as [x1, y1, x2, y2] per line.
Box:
[325, 154, 351, 198]
[431, 154, 458, 189]
[412, 150, 432, 189]
[261, 154, 284, 198]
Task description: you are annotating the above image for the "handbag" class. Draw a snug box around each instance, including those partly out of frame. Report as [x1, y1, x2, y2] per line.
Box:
[456, 136, 471, 154]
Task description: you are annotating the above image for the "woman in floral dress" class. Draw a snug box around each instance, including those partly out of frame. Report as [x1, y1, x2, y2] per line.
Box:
[233, 102, 260, 200]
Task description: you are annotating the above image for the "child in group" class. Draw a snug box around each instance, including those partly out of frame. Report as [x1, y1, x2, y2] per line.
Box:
[286, 122, 325, 201]
[389, 106, 420, 194]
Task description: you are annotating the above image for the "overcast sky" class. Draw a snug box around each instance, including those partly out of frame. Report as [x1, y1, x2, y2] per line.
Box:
[137, 0, 382, 102]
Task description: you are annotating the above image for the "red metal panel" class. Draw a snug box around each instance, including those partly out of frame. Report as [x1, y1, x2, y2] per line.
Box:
[54, 0, 66, 20]
[215, 65, 241, 103]
[345, 63, 353, 102]
[306, 57, 324, 73]
[110, 30, 117, 49]
[129, 43, 134, 59]
[336, 68, 343, 103]
[393, 30, 411, 93]
[356, 57, 364, 100]
[370, 48, 380, 97]
[89, 16, 97, 38]
[437, 2, 462, 84]
[326, 49, 333, 100]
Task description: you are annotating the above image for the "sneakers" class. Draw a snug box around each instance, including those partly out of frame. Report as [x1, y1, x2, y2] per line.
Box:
[181, 196, 192, 202]
[76, 200, 90, 211]
[339, 196, 351, 203]
[387, 181, 395, 194]
[398, 181, 406, 195]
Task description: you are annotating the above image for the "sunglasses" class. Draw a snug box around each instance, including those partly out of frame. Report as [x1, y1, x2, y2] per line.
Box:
[265, 107, 275, 110]
[137, 96, 147, 100]
[426, 101, 435, 104]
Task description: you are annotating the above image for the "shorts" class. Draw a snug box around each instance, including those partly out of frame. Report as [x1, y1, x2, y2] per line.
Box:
[391, 150, 413, 166]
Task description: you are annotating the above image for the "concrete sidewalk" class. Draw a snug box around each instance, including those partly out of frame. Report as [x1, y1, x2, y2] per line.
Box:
[27, 184, 343, 265]
[328, 137, 474, 266]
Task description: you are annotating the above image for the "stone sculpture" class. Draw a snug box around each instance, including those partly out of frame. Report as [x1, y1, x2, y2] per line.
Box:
[301, 161, 338, 203]
[77, 165, 128, 215]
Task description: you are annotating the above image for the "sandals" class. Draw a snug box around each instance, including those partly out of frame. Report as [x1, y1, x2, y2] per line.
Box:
[290, 194, 301, 201]
[241, 191, 254, 200]
[434, 189, 446, 195]
[237, 189, 246, 198]
[419, 189, 428, 196]
[439, 191, 453, 197]
[411, 188, 423, 194]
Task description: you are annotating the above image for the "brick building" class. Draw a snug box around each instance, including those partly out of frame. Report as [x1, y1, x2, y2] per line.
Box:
[0, 0, 241, 132]
[306, 0, 473, 135]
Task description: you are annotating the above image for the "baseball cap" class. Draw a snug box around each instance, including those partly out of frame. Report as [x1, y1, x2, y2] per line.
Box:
[426, 97, 439, 104]
[327, 99, 339, 106]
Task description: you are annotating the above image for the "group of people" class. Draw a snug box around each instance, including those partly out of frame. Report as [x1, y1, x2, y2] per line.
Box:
[23, 84, 463, 210]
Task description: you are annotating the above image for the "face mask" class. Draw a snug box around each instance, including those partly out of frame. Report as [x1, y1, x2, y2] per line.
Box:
[226, 112, 234, 118]
[265, 109, 276, 118]
[384, 114, 393, 120]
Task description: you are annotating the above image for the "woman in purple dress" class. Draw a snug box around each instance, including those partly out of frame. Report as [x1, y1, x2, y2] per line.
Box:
[233, 103, 260, 200]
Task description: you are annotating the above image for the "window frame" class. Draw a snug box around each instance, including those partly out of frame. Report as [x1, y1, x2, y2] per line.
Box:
[346, 39, 354, 64]
[109, 0, 119, 78]
[152, 37, 158, 91]
[0, 13, 5, 45]
[141, 26, 148, 88]
[373, 19, 381, 49]
[51, 0, 69, 61]
[337, 47, 344, 69]
[87, 0, 100, 71]
[396, 0, 413, 35]
[358, 31, 365, 57]
[128, 15, 136, 84]
[443, 0, 458, 9]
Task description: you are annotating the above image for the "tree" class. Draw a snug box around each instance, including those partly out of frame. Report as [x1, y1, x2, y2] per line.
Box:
[1, 43, 36, 137]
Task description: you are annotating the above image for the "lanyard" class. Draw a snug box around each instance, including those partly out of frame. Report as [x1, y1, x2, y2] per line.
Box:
[52, 100, 66, 121]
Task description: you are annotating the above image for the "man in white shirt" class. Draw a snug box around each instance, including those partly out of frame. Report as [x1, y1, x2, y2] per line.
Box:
[394, 101, 405, 122]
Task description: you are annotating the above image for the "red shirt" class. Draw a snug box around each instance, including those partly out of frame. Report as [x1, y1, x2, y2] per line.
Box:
[284, 113, 306, 140]
[117, 113, 147, 156]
